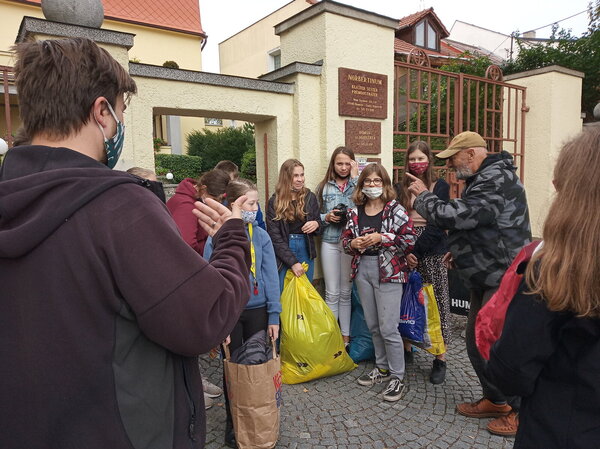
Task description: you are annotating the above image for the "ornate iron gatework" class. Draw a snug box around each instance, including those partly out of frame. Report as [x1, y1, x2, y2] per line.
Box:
[393, 61, 527, 198]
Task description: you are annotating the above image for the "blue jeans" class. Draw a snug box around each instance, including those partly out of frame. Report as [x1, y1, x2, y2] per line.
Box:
[278, 234, 314, 291]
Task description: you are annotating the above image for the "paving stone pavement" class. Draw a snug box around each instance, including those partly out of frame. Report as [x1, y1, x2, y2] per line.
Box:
[199, 315, 514, 449]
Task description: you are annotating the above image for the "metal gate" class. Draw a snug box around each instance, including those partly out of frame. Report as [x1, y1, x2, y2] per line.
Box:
[1, 65, 16, 149]
[393, 50, 527, 197]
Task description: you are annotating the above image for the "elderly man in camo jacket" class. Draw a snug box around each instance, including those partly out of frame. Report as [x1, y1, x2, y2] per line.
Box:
[407, 131, 531, 437]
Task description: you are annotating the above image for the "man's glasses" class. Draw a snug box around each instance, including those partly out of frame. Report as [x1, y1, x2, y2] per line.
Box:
[363, 178, 383, 186]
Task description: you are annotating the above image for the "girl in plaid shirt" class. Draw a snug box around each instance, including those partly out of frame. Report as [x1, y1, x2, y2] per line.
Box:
[341, 163, 416, 402]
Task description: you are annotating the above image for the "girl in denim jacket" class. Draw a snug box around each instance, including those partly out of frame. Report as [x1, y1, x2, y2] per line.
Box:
[315, 146, 359, 345]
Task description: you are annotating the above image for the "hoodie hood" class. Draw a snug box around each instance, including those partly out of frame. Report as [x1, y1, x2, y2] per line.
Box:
[173, 178, 198, 198]
[466, 151, 516, 186]
[478, 151, 515, 173]
[0, 145, 142, 258]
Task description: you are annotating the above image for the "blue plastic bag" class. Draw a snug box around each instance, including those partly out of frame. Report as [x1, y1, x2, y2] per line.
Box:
[348, 283, 375, 362]
[398, 271, 426, 344]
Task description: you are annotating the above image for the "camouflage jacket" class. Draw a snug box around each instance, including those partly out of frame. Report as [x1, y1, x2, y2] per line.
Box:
[414, 152, 531, 289]
[341, 200, 416, 283]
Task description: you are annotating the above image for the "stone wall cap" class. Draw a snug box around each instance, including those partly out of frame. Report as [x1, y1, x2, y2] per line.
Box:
[504, 64, 585, 81]
[275, 0, 398, 36]
[129, 63, 295, 94]
[16, 16, 135, 49]
[259, 61, 323, 81]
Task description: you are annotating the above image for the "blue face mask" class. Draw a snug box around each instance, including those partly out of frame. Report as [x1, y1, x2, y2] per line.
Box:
[241, 209, 258, 224]
[96, 101, 125, 169]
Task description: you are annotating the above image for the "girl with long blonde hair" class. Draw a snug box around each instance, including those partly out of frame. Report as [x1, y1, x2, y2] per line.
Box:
[486, 127, 600, 448]
[267, 159, 322, 289]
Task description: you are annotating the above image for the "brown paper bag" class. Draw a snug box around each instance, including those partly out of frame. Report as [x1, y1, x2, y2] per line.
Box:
[223, 343, 281, 449]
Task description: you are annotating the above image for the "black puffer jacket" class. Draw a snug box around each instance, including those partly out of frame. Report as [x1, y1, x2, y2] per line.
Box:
[486, 275, 600, 449]
[266, 190, 322, 271]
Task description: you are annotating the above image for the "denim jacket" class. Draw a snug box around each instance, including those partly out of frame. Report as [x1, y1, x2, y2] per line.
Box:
[318, 177, 358, 243]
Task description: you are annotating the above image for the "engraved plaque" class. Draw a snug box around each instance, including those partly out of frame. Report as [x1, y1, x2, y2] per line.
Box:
[339, 67, 387, 119]
[345, 120, 381, 154]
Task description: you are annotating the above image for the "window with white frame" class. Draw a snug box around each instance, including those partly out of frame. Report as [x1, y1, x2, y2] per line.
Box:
[268, 47, 281, 72]
[414, 20, 439, 51]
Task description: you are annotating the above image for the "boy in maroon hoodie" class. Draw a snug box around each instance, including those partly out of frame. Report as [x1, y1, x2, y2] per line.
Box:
[0, 38, 250, 449]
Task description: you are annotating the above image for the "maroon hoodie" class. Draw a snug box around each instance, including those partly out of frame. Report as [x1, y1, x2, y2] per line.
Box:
[167, 178, 208, 255]
[0, 146, 250, 449]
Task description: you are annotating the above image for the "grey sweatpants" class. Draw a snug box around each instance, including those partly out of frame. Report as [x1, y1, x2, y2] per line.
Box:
[355, 256, 405, 379]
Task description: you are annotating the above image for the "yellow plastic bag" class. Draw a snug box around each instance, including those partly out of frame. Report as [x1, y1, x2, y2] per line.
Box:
[422, 284, 446, 356]
[280, 267, 356, 384]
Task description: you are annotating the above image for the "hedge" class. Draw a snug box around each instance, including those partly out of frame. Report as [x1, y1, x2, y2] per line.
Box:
[155, 153, 202, 183]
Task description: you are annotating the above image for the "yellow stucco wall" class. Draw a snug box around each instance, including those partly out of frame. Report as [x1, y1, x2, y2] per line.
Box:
[219, 0, 312, 78]
[0, 1, 44, 67]
[103, 21, 203, 71]
[506, 69, 583, 238]
[0, 0, 203, 70]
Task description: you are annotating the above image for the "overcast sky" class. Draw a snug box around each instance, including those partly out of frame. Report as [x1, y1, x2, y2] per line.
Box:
[199, 0, 591, 73]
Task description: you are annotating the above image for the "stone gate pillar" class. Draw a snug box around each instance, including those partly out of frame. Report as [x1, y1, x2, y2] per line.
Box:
[269, 1, 398, 189]
[505, 65, 583, 237]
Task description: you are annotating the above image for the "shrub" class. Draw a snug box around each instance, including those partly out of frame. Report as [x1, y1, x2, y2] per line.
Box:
[162, 60, 180, 69]
[155, 153, 202, 183]
[187, 123, 255, 170]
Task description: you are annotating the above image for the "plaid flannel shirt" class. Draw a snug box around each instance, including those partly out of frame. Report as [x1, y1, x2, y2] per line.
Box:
[341, 199, 416, 283]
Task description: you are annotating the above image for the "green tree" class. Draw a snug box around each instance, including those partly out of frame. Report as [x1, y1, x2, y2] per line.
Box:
[240, 147, 257, 182]
[503, 6, 599, 122]
[187, 122, 255, 170]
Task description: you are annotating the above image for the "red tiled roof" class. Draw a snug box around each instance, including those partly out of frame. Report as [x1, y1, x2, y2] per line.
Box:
[17, 0, 204, 36]
[394, 38, 466, 59]
[398, 8, 433, 29]
[397, 7, 449, 39]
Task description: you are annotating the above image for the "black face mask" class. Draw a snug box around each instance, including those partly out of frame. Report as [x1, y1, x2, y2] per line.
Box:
[335, 172, 350, 180]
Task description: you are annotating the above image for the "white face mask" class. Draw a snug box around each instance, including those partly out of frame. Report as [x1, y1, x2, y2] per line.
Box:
[362, 187, 383, 199]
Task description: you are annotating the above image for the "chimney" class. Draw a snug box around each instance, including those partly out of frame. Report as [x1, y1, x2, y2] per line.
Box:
[522, 30, 536, 39]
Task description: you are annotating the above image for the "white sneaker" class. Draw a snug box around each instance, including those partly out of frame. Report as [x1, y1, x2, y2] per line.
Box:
[357, 367, 391, 386]
[204, 392, 214, 410]
[202, 376, 223, 398]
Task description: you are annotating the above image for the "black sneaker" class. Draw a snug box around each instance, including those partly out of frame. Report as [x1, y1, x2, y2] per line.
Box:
[357, 367, 390, 386]
[382, 377, 406, 402]
[404, 349, 414, 364]
[429, 358, 447, 385]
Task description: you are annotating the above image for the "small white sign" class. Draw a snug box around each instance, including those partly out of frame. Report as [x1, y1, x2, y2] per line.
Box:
[357, 157, 368, 173]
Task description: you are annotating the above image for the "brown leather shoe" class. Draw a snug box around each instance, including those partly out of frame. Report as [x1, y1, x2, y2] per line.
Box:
[456, 398, 512, 418]
[487, 411, 519, 437]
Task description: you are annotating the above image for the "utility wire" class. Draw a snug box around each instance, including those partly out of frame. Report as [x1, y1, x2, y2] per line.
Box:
[484, 8, 588, 58]
[521, 8, 588, 34]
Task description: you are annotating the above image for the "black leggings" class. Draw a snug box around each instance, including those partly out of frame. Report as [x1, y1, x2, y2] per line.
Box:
[222, 306, 268, 425]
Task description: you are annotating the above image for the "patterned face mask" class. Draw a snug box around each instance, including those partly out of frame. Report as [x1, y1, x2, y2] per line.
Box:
[241, 209, 258, 224]
[96, 101, 125, 169]
[408, 161, 429, 175]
